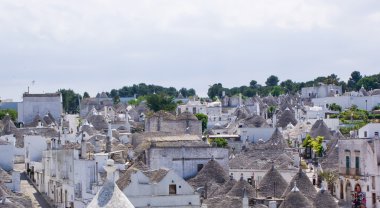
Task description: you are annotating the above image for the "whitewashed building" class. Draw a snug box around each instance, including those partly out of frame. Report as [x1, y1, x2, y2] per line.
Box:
[301, 84, 342, 99]
[17, 93, 63, 125]
[118, 168, 200, 207]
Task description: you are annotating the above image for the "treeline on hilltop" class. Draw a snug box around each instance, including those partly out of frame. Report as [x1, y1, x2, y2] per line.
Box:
[207, 71, 380, 99]
[57, 71, 380, 113]
[58, 84, 196, 114]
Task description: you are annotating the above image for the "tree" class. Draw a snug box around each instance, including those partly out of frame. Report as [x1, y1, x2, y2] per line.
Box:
[265, 75, 279, 87]
[319, 170, 338, 195]
[302, 135, 324, 157]
[280, 79, 295, 94]
[328, 103, 342, 112]
[249, 80, 258, 88]
[0, 109, 17, 121]
[146, 94, 177, 112]
[207, 83, 228, 99]
[325, 74, 340, 85]
[348, 71, 362, 90]
[267, 106, 276, 118]
[83, 92, 90, 99]
[357, 76, 379, 91]
[212, 138, 228, 148]
[113, 95, 120, 105]
[271, 86, 284, 97]
[59, 89, 81, 114]
[195, 113, 208, 133]
[187, 88, 196, 97]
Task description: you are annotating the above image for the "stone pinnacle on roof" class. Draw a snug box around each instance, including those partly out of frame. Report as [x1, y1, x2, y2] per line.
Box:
[283, 169, 317, 201]
[279, 187, 313, 208]
[87, 159, 135, 208]
[314, 181, 338, 208]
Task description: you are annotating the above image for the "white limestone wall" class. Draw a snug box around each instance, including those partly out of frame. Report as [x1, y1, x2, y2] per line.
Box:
[312, 96, 380, 111]
[18, 95, 62, 124]
[122, 170, 201, 207]
[238, 127, 276, 143]
[25, 135, 48, 163]
[359, 123, 380, 138]
[148, 147, 229, 179]
[0, 144, 15, 171]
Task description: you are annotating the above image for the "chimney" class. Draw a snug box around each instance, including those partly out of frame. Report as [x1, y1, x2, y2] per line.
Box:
[256, 103, 260, 116]
[80, 135, 87, 159]
[108, 122, 112, 139]
[106, 136, 111, 153]
[104, 159, 117, 182]
[125, 112, 131, 133]
[242, 188, 249, 208]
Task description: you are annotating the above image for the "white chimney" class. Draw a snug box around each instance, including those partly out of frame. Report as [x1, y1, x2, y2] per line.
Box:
[273, 114, 277, 127]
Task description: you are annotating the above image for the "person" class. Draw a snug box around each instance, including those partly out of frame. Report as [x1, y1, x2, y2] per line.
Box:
[312, 174, 316, 185]
[352, 184, 366, 208]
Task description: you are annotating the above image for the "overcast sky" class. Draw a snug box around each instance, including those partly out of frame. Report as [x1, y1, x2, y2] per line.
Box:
[1, 0, 380, 101]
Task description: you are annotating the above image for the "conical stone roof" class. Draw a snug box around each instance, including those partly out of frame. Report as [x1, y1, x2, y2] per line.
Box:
[258, 166, 289, 198]
[279, 188, 313, 208]
[283, 169, 317, 201]
[264, 128, 288, 150]
[310, 120, 332, 140]
[314, 189, 338, 208]
[277, 109, 297, 128]
[187, 159, 229, 188]
[1, 115, 17, 135]
[227, 177, 256, 198]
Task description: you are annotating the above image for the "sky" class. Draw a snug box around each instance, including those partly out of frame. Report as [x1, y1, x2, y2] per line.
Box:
[1, 0, 380, 101]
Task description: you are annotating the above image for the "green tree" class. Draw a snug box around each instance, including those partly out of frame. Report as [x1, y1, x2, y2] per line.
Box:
[271, 86, 284, 97]
[212, 138, 228, 148]
[265, 75, 279, 87]
[249, 80, 258, 88]
[113, 95, 120, 105]
[195, 113, 208, 133]
[328, 103, 342, 112]
[280, 79, 295, 94]
[187, 88, 196, 97]
[302, 135, 324, 157]
[267, 106, 276, 118]
[0, 109, 18, 121]
[59, 89, 81, 114]
[83, 92, 90, 99]
[128, 96, 146, 106]
[146, 94, 177, 112]
[207, 83, 229, 98]
[357, 76, 379, 91]
[325, 74, 340, 85]
[347, 71, 362, 91]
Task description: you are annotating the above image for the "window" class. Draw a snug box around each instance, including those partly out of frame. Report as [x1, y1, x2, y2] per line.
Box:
[355, 156, 360, 175]
[197, 164, 204, 172]
[346, 156, 350, 175]
[372, 176, 376, 190]
[375, 132, 379, 137]
[373, 193, 377, 204]
[364, 131, 368, 137]
[192, 107, 196, 114]
[169, 184, 177, 195]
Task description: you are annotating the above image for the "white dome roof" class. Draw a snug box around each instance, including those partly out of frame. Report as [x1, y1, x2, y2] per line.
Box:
[87, 159, 135, 208]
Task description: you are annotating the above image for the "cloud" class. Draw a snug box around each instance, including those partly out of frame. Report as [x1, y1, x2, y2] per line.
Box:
[0, 0, 379, 100]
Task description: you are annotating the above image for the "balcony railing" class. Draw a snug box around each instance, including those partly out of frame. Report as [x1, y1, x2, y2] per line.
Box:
[340, 167, 362, 177]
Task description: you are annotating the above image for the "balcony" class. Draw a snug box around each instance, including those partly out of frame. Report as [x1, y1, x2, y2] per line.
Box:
[340, 167, 362, 177]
